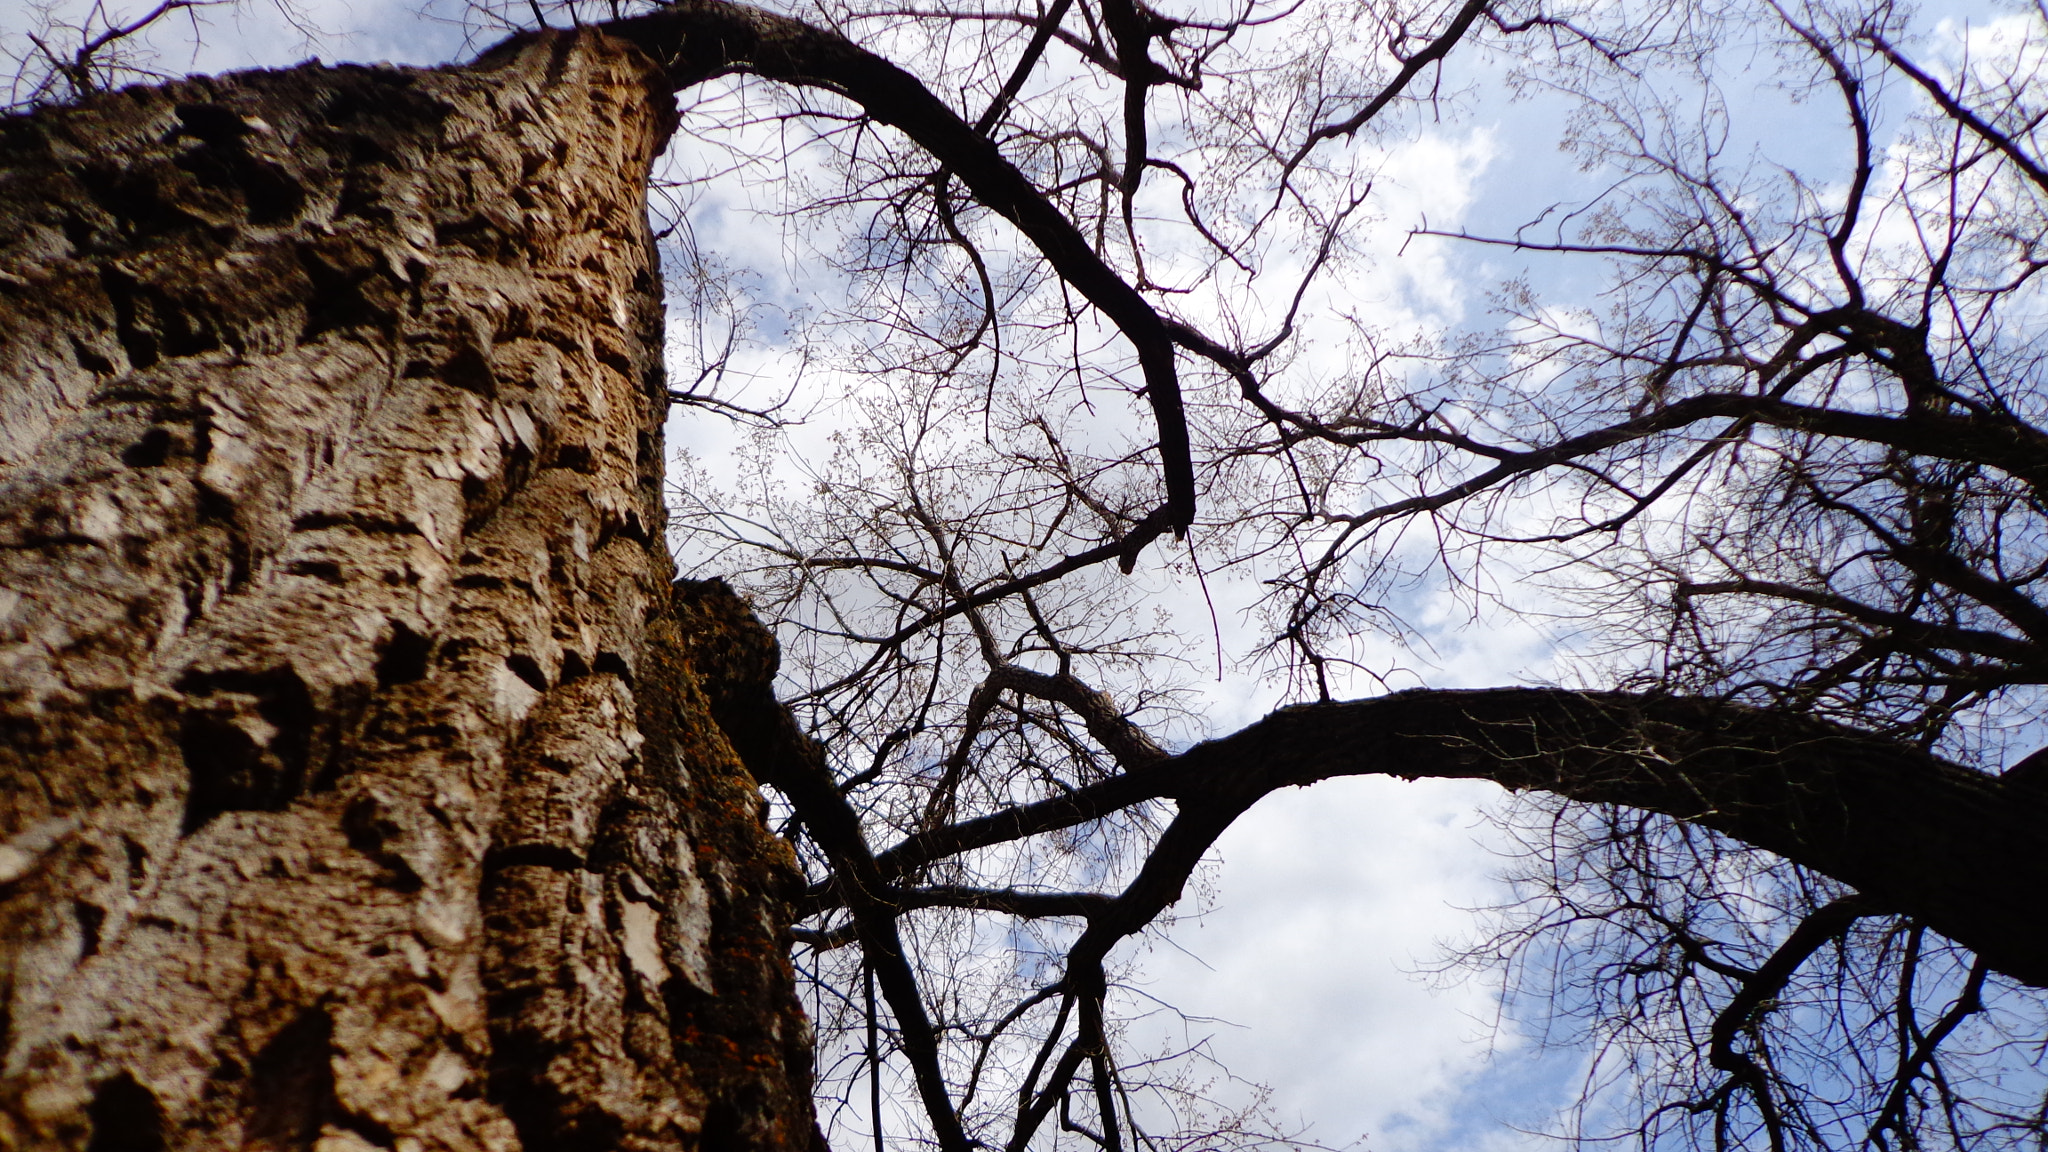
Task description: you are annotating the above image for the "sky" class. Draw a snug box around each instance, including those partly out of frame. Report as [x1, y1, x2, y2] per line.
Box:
[0, 0, 2027, 1149]
[656, 53, 1578, 1146]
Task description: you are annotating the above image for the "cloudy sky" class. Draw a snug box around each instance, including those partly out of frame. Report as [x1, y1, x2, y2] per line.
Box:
[1, 0, 2023, 1147]
[651, 61, 1576, 1147]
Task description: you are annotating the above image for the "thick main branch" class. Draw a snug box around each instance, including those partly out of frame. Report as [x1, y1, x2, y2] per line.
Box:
[1183, 689, 2048, 986]
[588, 0, 1198, 540]
[847, 688, 2048, 989]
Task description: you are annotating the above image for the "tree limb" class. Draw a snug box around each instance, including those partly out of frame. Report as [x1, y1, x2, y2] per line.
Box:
[593, 1, 1198, 537]
[839, 687, 2048, 988]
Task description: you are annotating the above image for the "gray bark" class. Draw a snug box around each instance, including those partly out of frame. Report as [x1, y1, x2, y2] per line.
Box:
[0, 30, 818, 1152]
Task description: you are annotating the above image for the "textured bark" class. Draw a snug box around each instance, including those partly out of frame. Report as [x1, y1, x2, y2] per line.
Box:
[0, 30, 817, 1152]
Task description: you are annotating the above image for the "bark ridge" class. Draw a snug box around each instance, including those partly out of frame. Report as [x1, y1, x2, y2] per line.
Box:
[0, 31, 818, 1152]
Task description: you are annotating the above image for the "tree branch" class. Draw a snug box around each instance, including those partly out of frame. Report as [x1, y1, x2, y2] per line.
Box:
[1163, 689, 2048, 987]
[594, 1, 1198, 537]
[841, 687, 2048, 987]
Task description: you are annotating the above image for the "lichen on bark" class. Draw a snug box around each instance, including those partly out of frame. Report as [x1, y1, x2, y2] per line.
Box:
[0, 28, 819, 1152]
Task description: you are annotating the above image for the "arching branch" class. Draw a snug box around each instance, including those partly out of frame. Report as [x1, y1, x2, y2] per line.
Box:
[828, 688, 2048, 988]
[589, 0, 1199, 542]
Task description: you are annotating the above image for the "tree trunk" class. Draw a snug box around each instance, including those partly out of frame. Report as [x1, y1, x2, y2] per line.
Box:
[0, 30, 819, 1152]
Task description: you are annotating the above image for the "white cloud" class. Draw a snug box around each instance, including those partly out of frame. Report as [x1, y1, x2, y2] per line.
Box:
[1129, 776, 1570, 1152]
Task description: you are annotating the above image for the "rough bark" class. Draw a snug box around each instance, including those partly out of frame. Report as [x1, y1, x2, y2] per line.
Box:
[0, 30, 818, 1152]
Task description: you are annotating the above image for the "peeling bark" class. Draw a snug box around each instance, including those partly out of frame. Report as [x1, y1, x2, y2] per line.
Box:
[0, 30, 817, 1152]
